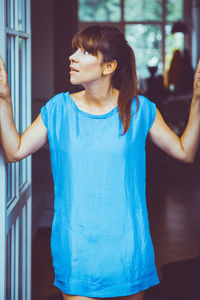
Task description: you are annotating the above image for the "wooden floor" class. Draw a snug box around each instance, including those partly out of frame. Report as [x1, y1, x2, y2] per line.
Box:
[32, 143, 200, 300]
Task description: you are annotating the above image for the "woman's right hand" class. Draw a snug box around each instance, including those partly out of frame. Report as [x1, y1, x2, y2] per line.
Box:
[0, 56, 48, 162]
[0, 56, 11, 102]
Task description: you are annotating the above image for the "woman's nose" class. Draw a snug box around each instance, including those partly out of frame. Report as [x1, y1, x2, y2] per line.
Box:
[69, 51, 79, 62]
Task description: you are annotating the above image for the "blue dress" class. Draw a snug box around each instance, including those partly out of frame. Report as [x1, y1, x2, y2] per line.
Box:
[40, 91, 160, 297]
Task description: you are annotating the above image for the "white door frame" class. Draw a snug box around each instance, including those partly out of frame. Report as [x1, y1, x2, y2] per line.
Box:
[0, 1, 7, 299]
[0, 0, 32, 299]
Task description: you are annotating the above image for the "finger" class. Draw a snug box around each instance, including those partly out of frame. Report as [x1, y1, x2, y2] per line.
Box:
[0, 56, 6, 72]
[0, 56, 8, 83]
[194, 60, 200, 80]
[195, 59, 200, 74]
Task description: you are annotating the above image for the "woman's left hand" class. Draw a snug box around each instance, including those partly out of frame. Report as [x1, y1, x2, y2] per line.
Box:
[148, 59, 200, 163]
[193, 59, 200, 101]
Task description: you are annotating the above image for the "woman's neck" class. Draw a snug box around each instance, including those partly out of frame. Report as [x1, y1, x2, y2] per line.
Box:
[82, 81, 119, 109]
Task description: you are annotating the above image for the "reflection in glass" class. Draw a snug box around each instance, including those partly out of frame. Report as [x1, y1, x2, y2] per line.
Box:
[124, 0, 162, 21]
[126, 24, 162, 79]
[6, 36, 15, 115]
[18, 0, 26, 31]
[6, 0, 11, 28]
[6, 35, 11, 89]
[79, 0, 121, 22]
[6, 35, 13, 201]
[166, 0, 183, 21]
[165, 24, 184, 70]
[19, 38, 25, 136]
[6, 165, 12, 200]
[19, 38, 27, 187]
[6, 230, 11, 300]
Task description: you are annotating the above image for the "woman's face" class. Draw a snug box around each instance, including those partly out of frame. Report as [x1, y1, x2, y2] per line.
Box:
[69, 48, 105, 85]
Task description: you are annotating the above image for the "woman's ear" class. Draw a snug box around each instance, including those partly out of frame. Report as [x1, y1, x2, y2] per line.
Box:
[103, 60, 117, 75]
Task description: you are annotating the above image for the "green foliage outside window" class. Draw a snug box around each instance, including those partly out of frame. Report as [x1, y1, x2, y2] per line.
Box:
[165, 25, 184, 71]
[126, 24, 162, 78]
[79, 0, 183, 23]
[79, 0, 121, 22]
[124, 0, 162, 21]
[166, 0, 183, 21]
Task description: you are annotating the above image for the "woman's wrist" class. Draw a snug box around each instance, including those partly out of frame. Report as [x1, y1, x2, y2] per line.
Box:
[192, 95, 200, 105]
[0, 91, 12, 104]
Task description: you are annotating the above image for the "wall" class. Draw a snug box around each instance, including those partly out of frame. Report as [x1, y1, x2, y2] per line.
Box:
[184, 0, 192, 52]
[31, 0, 55, 239]
[31, 0, 55, 102]
[31, 0, 78, 237]
[54, 0, 78, 94]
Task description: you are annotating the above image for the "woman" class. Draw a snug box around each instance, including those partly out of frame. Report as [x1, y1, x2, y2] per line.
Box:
[0, 25, 200, 300]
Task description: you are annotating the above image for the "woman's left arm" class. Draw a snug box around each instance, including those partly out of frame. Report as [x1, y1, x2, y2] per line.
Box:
[148, 59, 200, 163]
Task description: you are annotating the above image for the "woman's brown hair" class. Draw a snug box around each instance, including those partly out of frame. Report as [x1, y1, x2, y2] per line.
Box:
[72, 25, 139, 135]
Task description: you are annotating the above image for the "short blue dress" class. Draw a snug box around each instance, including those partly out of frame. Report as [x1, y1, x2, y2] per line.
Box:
[40, 91, 159, 298]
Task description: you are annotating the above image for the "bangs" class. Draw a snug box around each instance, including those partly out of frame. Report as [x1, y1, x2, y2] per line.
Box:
[72, 26, 102, 56]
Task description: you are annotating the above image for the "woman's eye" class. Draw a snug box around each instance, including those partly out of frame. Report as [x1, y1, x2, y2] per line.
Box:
[78, 48, 89, 55]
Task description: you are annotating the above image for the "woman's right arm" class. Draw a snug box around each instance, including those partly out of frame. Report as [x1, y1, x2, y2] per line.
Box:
[0, 56, 48, 163]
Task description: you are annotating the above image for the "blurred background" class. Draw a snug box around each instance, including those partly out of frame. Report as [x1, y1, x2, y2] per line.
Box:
[31, 1, 200, 299]
[1, 0, 200, 300]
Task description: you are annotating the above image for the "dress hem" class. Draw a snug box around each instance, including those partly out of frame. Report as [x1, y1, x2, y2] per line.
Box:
[53, 273, 160, 298]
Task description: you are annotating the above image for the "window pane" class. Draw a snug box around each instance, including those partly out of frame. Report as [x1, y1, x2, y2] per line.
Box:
[166, 0, 183, 21]
[6, 0, 11, 28]
[124, 0, 162, 21]
[19, 38, 26, 135]
[6, 35, 15, 114]
[6, 164, 12, 200]
[6, 35, 11, 88]
[19, 38, 27, 187]
[79, 0, 121, 22]
[18, 0, 26, 31]
[126, 24, 162, 79]
[6, 0, 15, 28]
[165, 24, 184, 70]
[6, 34, 16, 202]
[6, 36, 12, 200]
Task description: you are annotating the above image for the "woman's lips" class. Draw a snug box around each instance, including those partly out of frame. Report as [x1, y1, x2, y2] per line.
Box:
[70, 66, 79, 72]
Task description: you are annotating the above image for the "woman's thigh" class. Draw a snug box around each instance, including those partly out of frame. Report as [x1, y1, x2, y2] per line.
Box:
[61, 290, 144, 300]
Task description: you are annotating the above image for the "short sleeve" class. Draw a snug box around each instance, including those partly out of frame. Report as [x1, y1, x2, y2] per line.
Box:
[40, 93, 65, 130]
[40, 105, 47, 128]
[147, 100, 156, 132]
[138, 95, 157, 133]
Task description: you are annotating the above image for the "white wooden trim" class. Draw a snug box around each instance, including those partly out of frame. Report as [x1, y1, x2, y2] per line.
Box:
[6, 27, 29, 38]
[7, 184, 31, 231]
